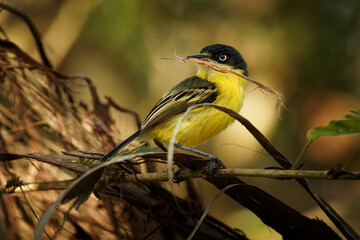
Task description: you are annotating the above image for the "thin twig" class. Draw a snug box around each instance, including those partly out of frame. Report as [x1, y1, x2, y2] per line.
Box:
[187, 184, 242, 240]
[61, 151, 102, 160]
[0, 3, 52, 67]
[3, 168, 358, 195]
[77, 150, 105, 156]
[106, 96, 142, 129]
[1, 179, 73, 194]
[291, 140, 312, 169]
[121, 168, 360, 182]
[19, 185, 52, 240]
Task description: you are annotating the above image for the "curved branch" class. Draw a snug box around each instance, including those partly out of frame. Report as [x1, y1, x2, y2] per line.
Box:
[187, 103, 359, 240]
[0, 3, 52, 67]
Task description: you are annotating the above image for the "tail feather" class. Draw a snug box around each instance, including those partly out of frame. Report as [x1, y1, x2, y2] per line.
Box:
[100, 129, 141, 162]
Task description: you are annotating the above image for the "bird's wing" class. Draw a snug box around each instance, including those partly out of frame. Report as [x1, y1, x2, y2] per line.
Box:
[141, 76, 218, 132]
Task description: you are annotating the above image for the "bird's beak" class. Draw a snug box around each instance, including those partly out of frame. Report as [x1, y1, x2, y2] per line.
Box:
[186, 54, 207, 60]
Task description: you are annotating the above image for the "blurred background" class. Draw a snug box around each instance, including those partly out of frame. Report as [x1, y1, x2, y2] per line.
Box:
[1, 0, 359, 239]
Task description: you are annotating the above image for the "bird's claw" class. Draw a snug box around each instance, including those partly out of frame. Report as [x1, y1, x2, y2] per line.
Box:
[173, 166, 186, 183]
[208, 157, 226, 175]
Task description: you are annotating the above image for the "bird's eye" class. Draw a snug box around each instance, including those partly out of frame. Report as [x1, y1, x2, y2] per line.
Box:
[219, 54, 227, 62]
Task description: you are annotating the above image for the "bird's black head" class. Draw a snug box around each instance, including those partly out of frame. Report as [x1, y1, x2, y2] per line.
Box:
[187, 44, 248, 76]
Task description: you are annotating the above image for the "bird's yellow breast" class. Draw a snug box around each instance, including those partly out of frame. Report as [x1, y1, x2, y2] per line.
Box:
[199, 66, 246, 112]
[146, 65, 247, 146]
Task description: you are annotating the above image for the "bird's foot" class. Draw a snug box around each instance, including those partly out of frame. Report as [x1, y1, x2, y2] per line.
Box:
[207, 156, 226, 175]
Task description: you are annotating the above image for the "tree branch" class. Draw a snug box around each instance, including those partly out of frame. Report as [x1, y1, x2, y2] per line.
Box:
[1, 180, 73, 194]
[122, 168, 360, 182]
[2, 167, 359, 195]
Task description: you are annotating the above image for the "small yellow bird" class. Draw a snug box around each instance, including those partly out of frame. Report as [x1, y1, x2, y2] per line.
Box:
[33, 44, 250, 240]
[102, 44, 248, 169]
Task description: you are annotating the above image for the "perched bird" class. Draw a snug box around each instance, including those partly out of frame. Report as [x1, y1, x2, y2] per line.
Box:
[101, 44, 249, 167]
[34, 44, 249, 239]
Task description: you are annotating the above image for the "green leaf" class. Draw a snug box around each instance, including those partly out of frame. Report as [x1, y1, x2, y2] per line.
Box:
[120, 149, 129, 154]
[115, 146, 158, 156]
[135, 145, 158, 153]
[307, 109, 360, 142]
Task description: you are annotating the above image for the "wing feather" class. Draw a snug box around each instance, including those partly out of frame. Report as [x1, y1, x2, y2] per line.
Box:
[141, 76, 218, 132]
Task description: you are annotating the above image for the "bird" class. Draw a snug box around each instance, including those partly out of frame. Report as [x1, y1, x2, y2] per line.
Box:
[34, 45, 249, 239]
[101, 44, 248, 170]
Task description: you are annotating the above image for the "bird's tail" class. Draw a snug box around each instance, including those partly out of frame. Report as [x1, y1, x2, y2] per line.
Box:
[100, 129, 141, 162]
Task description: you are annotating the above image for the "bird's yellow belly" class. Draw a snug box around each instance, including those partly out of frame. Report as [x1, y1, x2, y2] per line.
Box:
[146, 79, 244, 146]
